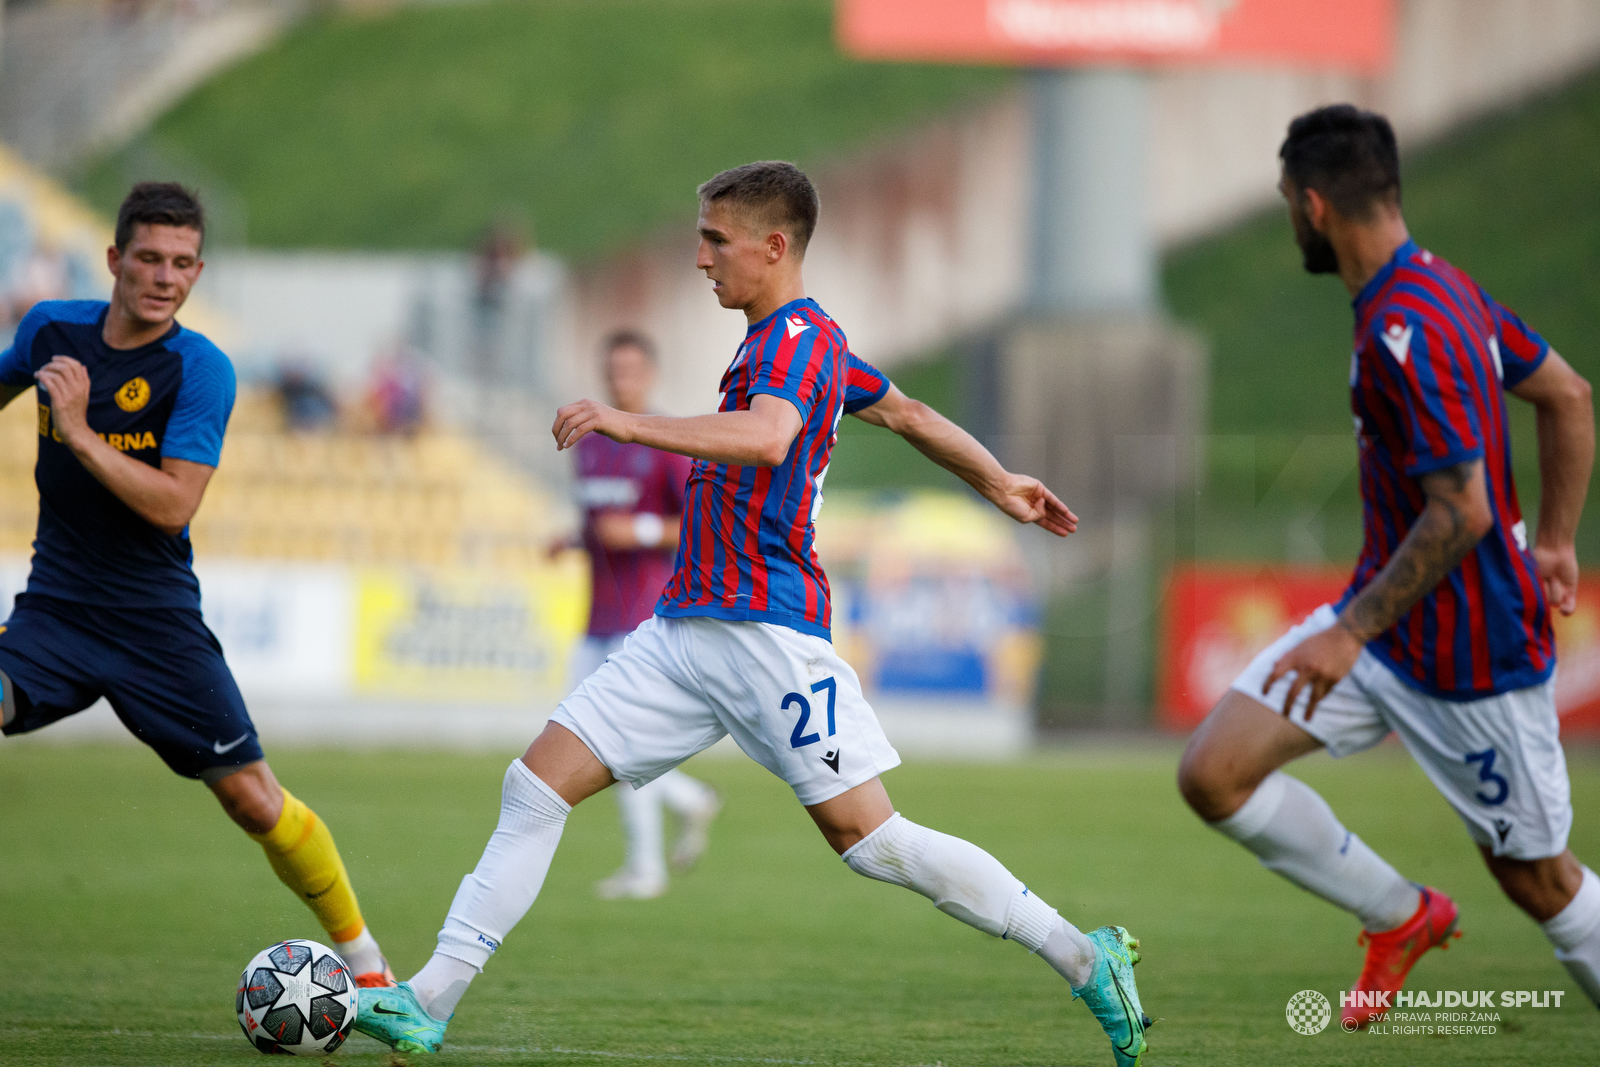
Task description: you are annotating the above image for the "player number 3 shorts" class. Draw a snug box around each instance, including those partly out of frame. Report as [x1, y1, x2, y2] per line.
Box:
[1232, 603, 1571, 860]
[553, 614, 902, 806]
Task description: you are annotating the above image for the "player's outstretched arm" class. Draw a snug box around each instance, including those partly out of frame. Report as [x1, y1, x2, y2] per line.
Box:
[1265, 458, 1494, 716]
[1509, 349, 1594, 615]
[851, 385, 1077, 538]
[553, 393, 802, 467]
[35, 356, 214, 536]
[592, 512, 682, 551]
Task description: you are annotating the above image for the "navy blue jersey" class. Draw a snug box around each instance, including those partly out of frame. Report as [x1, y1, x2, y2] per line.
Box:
[0, 300, 235, 610]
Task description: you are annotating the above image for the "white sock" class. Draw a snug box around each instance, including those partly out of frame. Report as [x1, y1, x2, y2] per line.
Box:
[408, 953, 478, 1022]
[616, 780, 667, 882]
[654, 769, 717, 816]
[1038, 916, 1099, 990]
[1542, 865, 1600, 1007]
[332, 926, 384, 977]
[414, 759, 571, 1020]
[841, 813, 1094, 985]
[1210, 771, 1420, 932]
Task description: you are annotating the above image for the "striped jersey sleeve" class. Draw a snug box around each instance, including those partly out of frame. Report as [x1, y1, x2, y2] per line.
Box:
[745, 318, 827, 421]
[842, 351, 890, 413]
[1366, 308, 1484, 477]
[1478, 287, 1550, 389]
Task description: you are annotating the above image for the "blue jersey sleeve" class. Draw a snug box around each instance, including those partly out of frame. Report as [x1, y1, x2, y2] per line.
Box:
[1477, 287, 1550, 389]
[1370, 309, 1484, 477]
[842, 351, 891, 414]
[0, 303, 50, 386]
[161, 330, 236, 466]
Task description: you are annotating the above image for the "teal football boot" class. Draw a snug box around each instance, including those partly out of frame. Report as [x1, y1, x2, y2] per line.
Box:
[354, 982, 449, 1053]
[1073, 925, 1151, 1067]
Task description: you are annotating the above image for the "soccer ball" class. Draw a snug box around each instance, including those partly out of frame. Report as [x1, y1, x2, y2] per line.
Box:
[236, 939, 358, 1055]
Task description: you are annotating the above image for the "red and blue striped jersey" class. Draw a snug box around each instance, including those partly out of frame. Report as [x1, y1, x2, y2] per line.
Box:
[1340, 239, 1554, 700]
[656, 298, 890, 640]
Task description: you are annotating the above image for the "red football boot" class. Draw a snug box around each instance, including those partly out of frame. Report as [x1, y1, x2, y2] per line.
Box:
[1342, 886, 1461, 1029]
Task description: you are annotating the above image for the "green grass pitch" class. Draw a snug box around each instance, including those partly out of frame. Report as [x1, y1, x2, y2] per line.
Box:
[1, 741, 1595, 1065]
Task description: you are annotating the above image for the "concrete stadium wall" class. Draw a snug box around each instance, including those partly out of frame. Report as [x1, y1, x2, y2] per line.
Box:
[0, 0, 299, 173]
[557, 0, 1600, 414]
[1150, 0, 1600, 247]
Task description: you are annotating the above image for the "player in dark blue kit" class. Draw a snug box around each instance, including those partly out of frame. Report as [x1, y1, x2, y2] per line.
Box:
[0, 183, 396, 990]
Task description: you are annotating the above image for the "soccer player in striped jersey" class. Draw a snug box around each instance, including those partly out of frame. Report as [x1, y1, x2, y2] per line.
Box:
[357, 162, 1154, 1066]
[1178, 105, 1598, 1026]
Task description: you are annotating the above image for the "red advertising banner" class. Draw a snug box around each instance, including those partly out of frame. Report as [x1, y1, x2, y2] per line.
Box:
[1160, 564, 1600, 737]
[838, 0, 1394, 72]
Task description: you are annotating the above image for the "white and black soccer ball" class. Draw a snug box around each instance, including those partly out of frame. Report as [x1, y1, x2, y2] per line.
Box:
[236, 939, 357, 1055]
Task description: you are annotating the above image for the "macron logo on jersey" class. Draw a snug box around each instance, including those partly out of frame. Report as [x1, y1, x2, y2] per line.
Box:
[786, 316, 811, 339]
[1380, 318, 1413, 365]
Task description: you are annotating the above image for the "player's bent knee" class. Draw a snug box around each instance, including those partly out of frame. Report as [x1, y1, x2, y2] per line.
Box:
[1481, 847, 1585, 922]
[521, 721, 615, 808]
[807, 777, 895, 855]
[208, 761, 284, 834]
[1176, 736, 1239, 822]
[1178, 690, 1317, 822]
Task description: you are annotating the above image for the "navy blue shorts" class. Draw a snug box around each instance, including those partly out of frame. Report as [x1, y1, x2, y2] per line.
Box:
[0, 593, 264, 779]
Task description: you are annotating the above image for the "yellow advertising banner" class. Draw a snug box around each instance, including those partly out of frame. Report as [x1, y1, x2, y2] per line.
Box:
[353, 561, 588, 702]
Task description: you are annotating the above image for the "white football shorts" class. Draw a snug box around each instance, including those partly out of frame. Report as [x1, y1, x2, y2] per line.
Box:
[566, 634, 627, 694]
[552, 614, 902, 806]
[1232, 603, 1571, 860]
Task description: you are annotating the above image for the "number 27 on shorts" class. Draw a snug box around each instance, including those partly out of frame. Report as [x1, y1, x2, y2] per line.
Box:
[786, 677, 837, 748]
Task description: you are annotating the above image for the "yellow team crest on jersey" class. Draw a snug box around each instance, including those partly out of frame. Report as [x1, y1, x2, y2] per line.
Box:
[115, 377, 151, 412]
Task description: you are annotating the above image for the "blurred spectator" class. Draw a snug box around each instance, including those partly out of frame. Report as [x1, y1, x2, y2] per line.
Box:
[275, 361, 339, 432]
[474, 215, 526, 313]
[364, 345, 430, 436]
[470, 214, 528, 381]
[8, 246, 69, 318]
[0, 195, 104, 340]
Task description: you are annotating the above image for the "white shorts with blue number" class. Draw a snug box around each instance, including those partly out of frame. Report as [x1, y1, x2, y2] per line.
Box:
[552, 614, 902, 806]
[1232, 604, 1571, 860]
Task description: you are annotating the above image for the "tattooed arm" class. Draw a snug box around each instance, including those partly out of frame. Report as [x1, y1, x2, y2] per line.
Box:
[1263, 458, 1494, 717]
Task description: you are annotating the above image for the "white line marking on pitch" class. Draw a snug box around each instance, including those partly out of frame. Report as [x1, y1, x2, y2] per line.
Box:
[0, 1028, 823, 1063]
